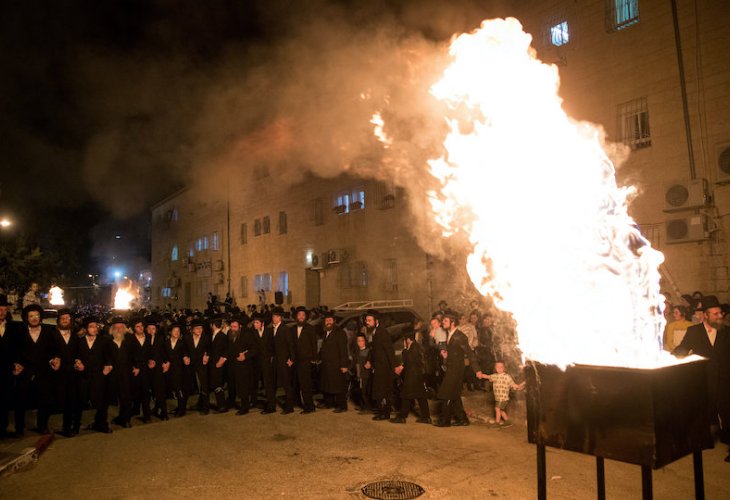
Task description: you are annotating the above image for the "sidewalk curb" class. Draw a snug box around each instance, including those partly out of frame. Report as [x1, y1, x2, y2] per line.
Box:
[0, 433, 55, 479]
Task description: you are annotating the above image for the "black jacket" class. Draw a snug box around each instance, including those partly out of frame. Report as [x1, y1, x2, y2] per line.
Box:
[292, 323, 318, 363]
[318, 326, 349, 394]
[271, 323, 295, 366]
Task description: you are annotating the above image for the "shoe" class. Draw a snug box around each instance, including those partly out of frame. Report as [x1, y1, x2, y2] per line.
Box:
[389, 417, 406, 424]
[61, 430, 74, 438]
[433, 421, 451, 427]
[159, 414, 169, 421]
[201, 409, 210, 415]
[236, 409, 249, 416]
[120, 422, 132, 429]
[416, 417, 432, 424]
[452, 419, 470, 427]
[71, 426, 80, 436]
[372, 414, 389, 421]
[315, 402, 329, 409]
[91, 424, 112, 434]
[301, 408, 315, 414]
[261, 407, 276, 414]
[333, 408, 347, 413]
[281, 408, 294, 415]
[215, 406, 229, 414]
[724, 453, 729, 463]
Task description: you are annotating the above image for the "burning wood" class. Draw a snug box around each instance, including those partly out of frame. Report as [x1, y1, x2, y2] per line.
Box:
[49, 285, 65, 306]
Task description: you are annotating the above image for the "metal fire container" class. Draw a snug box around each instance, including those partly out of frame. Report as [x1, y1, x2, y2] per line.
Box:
[525, 359, 713, 499]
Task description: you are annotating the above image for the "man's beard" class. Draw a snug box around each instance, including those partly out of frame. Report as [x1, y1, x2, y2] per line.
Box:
[297, 321, 305, 327]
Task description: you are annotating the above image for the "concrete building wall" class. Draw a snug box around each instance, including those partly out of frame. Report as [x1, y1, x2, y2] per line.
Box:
[150, 174, 466, 318]
[515, 0, 730, 300]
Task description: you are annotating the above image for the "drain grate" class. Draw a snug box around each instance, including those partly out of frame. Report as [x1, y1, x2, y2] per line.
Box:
[361, 480, 425, 500]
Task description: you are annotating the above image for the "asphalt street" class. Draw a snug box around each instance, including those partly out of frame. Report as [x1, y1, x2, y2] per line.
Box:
[2, 396, 729, 499]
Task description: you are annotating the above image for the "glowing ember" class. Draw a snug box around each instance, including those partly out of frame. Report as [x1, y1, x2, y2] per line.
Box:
[113, 280, 137, 310]
[370, 112, 392, 149]
[49, 286, 65, 306]
[424, 18, 672, 368]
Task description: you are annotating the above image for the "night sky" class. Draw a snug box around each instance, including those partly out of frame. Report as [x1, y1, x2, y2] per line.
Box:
[0, 0, 507, 286]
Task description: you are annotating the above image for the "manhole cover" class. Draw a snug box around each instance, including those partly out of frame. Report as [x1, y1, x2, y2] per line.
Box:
[361, 480, 425, 500]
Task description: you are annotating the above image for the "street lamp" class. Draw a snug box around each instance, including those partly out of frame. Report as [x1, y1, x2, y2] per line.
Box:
[0, 218, 11, 228]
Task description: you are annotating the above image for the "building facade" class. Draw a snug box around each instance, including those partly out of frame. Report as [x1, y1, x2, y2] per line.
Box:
[150, 174, 464, 317]
[514, 0, 730, 300]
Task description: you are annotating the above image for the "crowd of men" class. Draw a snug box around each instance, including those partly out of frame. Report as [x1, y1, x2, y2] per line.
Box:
[0, 293, 508, 439]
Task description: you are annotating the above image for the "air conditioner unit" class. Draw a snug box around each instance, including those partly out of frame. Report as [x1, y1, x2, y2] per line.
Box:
[715, 143, 730, 183]
[213, 260, 224, 272]
[310, 253, 323, 270]
[663, 179, 709, 212]
[326, 249, 342, 265]
[665, 214, 709, 244]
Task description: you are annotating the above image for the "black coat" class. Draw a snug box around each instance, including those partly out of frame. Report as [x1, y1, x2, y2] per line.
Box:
[184, 333, 210, 392]
[252, 327, 274, 364]
[208, 330, 228, 389]
[370, 326, 396, 400]
[145, 333, 167, 399]
[164, 337, 188, 392]
[108, 334, 140, 402]
[400, 341, 428, 400]
[293, 323, 318, 362]
[75, 335, 113, 407]
[674, 323, 730, 429]
[271, 323, 295, 366]
[437, 329, 479, 400]
[318, 327, 348, 394]
[13, 324, 59, 405]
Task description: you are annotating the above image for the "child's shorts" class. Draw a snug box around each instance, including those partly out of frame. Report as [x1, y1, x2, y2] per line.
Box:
[496, 400, 509, 410]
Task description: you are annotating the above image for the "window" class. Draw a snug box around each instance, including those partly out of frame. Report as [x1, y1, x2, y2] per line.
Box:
[196, 278, 210, 297]
[350, 186, 365, 210]
[313, 198, 324, 226]
[550, 21, 569, 46]
[171, 208, 178, 222]
[334, 191, 350, 215]
[171, 245, 179, 262]
[211, 231, 220, 251]
[277, 271, 289, 294]
[384, 258, 398, 291]
[607, 0, 639, 31]
[162, 287, 172, 298]
[262, 216, 271, 234]
[375, 181, 396, 209]
[188, 242, 195, 258]
[278, 211, 287, 234]
[254, 273, 272, 292]
[341, 261, 368, 289]
[254, 219, 262, 236]
[196, 237, 204, 252]
[203, 236, 209, 250]
[240, 223, 247, 245]
[239, 276, 248, 298]
[618, 97, 651, 150]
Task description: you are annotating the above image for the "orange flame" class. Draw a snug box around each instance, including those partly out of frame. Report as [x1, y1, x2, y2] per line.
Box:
[49, 286, 65, 306]
[113, 280, 137, 310]
[423, 18, 674, 368]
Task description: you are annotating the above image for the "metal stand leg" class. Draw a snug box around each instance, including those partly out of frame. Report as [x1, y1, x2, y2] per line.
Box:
[596, 457, 605, 500]
[693, 450, 705, 500]
[641, 465, 652, 500]
[537, 444, 546, 500]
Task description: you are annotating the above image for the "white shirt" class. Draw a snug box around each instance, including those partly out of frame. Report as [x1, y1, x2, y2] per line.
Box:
[706, 325, 717, 346]
[0, 320, 6, 338]
[297, 325, 303, 338]
[29, 327, 41, 343]
[59, 329, 71, 344]
[193, 335, 201, 348]
[86, 336, 96, 349]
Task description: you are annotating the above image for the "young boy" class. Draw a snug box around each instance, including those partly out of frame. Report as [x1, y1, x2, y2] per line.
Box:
[352, 334, 373, 413]
[479, 360, 525, 428]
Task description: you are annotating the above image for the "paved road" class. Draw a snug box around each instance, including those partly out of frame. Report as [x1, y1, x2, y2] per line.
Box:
[2, 400, 729, 499]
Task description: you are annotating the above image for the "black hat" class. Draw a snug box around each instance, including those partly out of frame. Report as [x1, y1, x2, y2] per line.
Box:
[190, 318, 206, 329]
[56, 308, 73, 318]
[702, 295, 722, 311]
[364, 309, 379, 319]
[129, 316, 144, 327]
[443, 310, 459, 321]
[323, 310, 336, 319]
[22, 303, 43, 320]
[144, 315, 161, 327]
[271, 306, 285, 316]
[403, 330, 416, 341]
[228, 315, 245, 326]
[0, 294, 13, 307]
[168, 321, 186, 332]
[82, 316, 99, 328]
[109, 316, 126, 326]
[251, 312, 265, 322]
[295, 306, 308, 314]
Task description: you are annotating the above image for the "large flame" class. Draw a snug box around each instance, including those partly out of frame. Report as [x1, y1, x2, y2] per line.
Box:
[423, 18, 672, 368]
[49, 286, 65, 306]
[113, 280, 137, 310]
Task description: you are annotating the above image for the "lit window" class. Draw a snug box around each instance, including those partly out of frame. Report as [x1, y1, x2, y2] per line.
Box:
[162, 287, 172, 298]
[607, 0, 639, 31]
[351, 187, 365, 210]
[550, 21, 569, 46]
[254, 273, 272, 292]
[211, 232, 220, 251]
[171, 208, 178, 222]
[334, 191, 350, 214]
[196, 238, 203, 252]
[277, 272, 289, 294]
[203, 236, 209, 250]
[171, 245, 179, 262]
[188, 242, 195, 257]
[618, 97, 651, 150]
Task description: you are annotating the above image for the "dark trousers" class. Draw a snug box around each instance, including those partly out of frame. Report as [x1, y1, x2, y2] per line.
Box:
[59, 375, 77, 432]
[294, 361, 315, 411]
[1, 375, 14, 432]
[439, 396, 466, 423]
[14, 377, 51, 432]
[77, 375, 109, 429]
[132, 372, 150, 419]
[323, 391, 347, 410]
[190, 365, 209, 411]
[399, 398, 430, 419]
[226, 363, 237, 405]
[275, 363, 294, 410]
[377, 396, 391, 418]
[254, 359, 276, 409]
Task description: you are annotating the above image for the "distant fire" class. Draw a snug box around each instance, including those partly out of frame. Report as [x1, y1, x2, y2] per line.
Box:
[377, 19, 675, 368]
[113, 279, 138, 310]
[49, 286, 65, 306]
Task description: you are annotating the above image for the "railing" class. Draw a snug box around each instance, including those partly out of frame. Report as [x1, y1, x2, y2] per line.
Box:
[333, 299, 414, 311]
